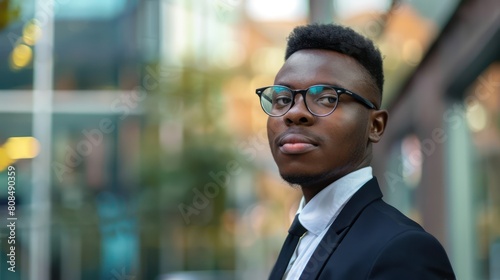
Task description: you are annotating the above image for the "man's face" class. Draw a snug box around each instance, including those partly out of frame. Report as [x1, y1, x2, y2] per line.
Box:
[267, 49, 386, 192]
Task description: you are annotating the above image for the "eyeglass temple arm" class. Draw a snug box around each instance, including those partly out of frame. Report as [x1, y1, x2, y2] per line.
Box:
[344, 90, 378, 109]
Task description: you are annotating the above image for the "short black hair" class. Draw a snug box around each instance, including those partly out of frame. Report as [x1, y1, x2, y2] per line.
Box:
[285, 24, 384, 96]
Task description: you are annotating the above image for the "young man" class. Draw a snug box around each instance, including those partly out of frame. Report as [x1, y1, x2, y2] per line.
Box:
[255, 24, 455, 280]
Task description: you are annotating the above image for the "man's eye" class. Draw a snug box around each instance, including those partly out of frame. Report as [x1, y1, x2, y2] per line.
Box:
[275, 96, 292, 106]
[317, 95, 338, 105]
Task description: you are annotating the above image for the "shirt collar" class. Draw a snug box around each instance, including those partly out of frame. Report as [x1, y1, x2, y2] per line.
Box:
[296, 167, 373, 235]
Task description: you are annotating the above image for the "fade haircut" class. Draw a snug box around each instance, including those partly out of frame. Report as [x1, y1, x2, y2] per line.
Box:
[285, 24, 384, 97]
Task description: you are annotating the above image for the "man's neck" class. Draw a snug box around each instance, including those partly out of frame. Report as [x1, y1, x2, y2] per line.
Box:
[300, 166, 373, 204]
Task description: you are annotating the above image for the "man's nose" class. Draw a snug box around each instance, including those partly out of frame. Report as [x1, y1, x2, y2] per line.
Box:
[284, 94, 315, 125]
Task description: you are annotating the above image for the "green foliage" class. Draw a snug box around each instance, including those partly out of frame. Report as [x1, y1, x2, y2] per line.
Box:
[0, 0, 21, 31]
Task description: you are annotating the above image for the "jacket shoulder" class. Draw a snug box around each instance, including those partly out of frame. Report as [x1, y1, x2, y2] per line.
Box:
[367, 228, 456, 279]
[320, 199, 455, 279]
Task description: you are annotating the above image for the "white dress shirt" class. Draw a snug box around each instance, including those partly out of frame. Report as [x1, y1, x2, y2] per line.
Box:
[283, 167, 373, 280]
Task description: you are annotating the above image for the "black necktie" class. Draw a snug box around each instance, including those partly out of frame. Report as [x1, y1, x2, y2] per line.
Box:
[269, 215, 307, 280]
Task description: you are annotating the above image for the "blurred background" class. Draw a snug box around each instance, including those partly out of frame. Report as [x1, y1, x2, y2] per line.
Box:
[0, 0, 498, 279]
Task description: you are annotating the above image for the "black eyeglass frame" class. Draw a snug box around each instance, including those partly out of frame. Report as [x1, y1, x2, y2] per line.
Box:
[255, 84, 378, 117]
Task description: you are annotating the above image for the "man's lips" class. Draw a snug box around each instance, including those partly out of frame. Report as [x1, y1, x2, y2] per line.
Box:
[277, 133, 319, 154]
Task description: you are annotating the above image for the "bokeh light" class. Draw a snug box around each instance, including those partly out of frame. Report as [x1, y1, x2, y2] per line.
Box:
[22, 19, 42, 46]
[466, 102, 488, 132]
[10, 43, 33, 69]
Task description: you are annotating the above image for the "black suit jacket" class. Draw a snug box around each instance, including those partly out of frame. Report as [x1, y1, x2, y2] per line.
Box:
[295, 177, 456, 280]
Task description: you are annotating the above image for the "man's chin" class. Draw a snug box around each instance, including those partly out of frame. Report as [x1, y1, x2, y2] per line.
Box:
[281, 173, 330, 188]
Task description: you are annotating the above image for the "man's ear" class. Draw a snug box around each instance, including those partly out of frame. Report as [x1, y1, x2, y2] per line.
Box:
[368, 109, 388, 143]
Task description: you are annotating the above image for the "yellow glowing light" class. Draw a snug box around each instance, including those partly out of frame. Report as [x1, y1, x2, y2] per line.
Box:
[402, 39, 423, 66]
[22, 20, 42, 46]
[0, 148, 15, 171]
[4, 137, 40, 159]
[466, 103, 488, 132]
[10, 44, 33, 69]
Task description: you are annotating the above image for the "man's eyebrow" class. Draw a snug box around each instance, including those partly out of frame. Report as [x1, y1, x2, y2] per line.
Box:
[273, 83, 348, 89]
[273, 83, 293, 88]
[319, 82, 346, 88]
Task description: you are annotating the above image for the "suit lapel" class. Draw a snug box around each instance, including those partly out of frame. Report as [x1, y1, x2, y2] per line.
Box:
[299, 177, 383, 280]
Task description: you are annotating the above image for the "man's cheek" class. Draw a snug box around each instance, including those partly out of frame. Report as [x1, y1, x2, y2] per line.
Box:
[267, 125, 278, 143]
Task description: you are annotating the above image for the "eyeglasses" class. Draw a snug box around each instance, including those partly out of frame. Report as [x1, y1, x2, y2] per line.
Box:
[255, 85, 377, 117]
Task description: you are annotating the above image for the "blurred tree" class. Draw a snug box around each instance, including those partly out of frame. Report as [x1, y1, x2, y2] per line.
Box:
[138, 59, 242, 275]
[0, 0, 21, 31]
